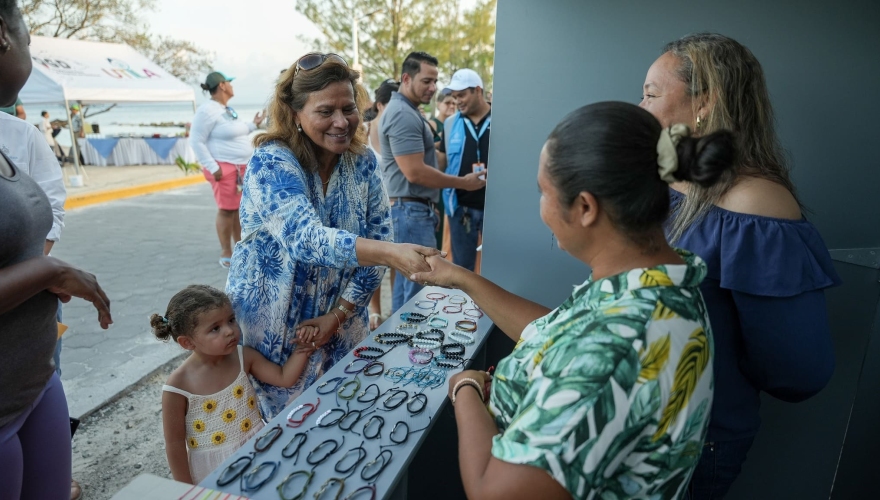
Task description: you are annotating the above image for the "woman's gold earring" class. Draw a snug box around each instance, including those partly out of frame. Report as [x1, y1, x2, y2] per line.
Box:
[696, 116, 702, 129]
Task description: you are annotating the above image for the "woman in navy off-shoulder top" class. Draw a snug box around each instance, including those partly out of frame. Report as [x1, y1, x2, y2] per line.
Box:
[639, 33, 841, 498]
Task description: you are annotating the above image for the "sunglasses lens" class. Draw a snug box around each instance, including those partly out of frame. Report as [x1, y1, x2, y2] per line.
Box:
[327, 54, 348, 67]
[298, 53, 325, 71]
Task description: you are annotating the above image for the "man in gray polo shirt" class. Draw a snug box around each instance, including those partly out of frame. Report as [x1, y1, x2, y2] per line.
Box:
[380, 51, 485, 311]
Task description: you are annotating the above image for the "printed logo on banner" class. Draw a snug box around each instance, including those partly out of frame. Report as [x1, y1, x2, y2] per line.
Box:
[102, 58, 162, 79]
[31, 55, 97, 77]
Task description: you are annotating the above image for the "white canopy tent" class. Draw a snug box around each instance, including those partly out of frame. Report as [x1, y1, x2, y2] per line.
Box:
[19, 36, 196, 174]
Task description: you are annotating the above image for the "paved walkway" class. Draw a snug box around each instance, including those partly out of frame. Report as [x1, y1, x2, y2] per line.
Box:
[52, 183, 227, 418]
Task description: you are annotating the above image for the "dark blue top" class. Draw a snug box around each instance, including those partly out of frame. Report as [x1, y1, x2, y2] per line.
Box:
[669, 189, 841, 442]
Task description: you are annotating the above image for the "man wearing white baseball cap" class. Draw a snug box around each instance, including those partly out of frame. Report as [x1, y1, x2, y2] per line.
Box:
[437, 68, 492, 271]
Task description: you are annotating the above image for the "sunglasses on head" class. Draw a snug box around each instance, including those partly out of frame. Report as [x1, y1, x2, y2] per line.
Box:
[294, 53, 348, 78]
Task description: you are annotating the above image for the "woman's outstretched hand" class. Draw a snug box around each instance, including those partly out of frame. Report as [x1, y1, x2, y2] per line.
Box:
[410, 254, 467, 289]
[46, 257, 112, 329]
[387, 243, 445, 278]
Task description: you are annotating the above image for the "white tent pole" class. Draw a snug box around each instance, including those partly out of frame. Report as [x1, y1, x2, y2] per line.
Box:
[63, 97, 82, 176]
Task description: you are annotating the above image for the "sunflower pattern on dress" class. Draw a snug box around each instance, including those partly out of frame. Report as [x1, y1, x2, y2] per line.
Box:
[490, 250, 714, 500]
[227, 143, 392, 419]
[161, 346, 265, 484]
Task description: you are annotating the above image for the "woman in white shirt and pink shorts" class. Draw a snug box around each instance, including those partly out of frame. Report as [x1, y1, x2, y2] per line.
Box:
[190, 72, 265, 268]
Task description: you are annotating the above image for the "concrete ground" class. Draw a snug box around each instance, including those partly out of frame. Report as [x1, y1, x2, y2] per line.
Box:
[62, 164, 193, 196]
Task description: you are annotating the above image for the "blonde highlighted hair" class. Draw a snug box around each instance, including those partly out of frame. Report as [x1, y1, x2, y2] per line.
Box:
[255, 59, 370, 171]
[663, 33, 799, 242]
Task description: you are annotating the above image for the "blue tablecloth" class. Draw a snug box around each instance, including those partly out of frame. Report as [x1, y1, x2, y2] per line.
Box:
[86, 137, 121, 159]
[143, 137, 179, 159]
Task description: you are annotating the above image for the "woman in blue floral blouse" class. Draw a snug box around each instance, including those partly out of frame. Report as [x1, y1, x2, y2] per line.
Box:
[413, 102, 738, 499]
[226, 54, 438, 419]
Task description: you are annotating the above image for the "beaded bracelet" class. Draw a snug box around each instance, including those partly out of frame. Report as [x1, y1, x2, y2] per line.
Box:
[442, 304, 463, 314]
[409, 347, 434, 364]
[400, 312, 429, 323]
[374, 332, 412, 345]
[426, 292, 448, 301]
[455, 320, 478, 332]
[396, 322, 420, 333]
[448, 295, 468, 305]
[428, 316, 448, 329]
[354, 346, 392, 360]
[408, 337, 441, 349]
[449, 330, 475, 344]
[451, 377, 484, 404]
[416, 328, 445, 343]
[433, 355, 466, 369]
[440, 342, 466, 358]
[414, 300, 438, 310]
[286, 398, 320, 428]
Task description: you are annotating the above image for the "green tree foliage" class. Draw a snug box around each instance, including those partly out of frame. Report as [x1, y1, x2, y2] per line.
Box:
[21, 0, 213, 84]
[295, 0, 495, 93]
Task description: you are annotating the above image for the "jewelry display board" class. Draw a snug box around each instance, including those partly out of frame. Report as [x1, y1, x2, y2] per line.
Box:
[200, 287, 494, 499]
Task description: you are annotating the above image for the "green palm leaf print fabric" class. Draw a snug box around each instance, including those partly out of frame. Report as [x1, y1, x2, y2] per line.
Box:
[490, 250, 714, 500]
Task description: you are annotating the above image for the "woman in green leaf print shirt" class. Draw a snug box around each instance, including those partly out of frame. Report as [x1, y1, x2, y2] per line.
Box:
[411, 101, 736, 500]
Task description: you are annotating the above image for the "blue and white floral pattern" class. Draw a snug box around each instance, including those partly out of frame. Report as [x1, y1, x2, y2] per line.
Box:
[226, 141, 392, 419]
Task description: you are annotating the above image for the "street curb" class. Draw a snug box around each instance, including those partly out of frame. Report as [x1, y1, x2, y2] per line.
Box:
[65, 175, 206, 210]
[77, 352, 188, 422]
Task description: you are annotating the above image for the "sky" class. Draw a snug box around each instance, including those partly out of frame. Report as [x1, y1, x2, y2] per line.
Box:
[143, 0, 325, 105]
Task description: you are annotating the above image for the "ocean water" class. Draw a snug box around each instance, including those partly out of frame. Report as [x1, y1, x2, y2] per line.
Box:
[26, 102, 267, 147]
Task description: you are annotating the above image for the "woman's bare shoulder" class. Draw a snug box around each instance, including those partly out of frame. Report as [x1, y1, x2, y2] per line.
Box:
[716, 176, 802, 220]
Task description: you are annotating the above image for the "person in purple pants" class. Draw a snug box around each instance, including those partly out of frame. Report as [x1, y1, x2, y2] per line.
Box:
[0, 2, 113, 498]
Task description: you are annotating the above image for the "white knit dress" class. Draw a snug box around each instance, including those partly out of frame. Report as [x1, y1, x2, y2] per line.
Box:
[162, 346, 265, 484]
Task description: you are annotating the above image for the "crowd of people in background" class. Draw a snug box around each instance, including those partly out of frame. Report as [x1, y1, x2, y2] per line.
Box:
[1, 0, 840, 495]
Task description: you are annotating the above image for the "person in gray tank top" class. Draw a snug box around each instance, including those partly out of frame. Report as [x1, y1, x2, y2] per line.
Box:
[0, 2, 113, 497]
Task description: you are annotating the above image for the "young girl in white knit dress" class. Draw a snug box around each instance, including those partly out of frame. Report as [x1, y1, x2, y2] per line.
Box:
[150, 285, 316, 484]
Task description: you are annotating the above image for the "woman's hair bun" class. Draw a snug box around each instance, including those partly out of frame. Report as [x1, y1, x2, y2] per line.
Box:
[150, 313, 171, 342]
[199, 83, 210, 91]
[673, 130, 737, 187]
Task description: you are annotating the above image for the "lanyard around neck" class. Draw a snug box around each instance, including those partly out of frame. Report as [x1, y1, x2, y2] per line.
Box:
[463, 115, 491, 163]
